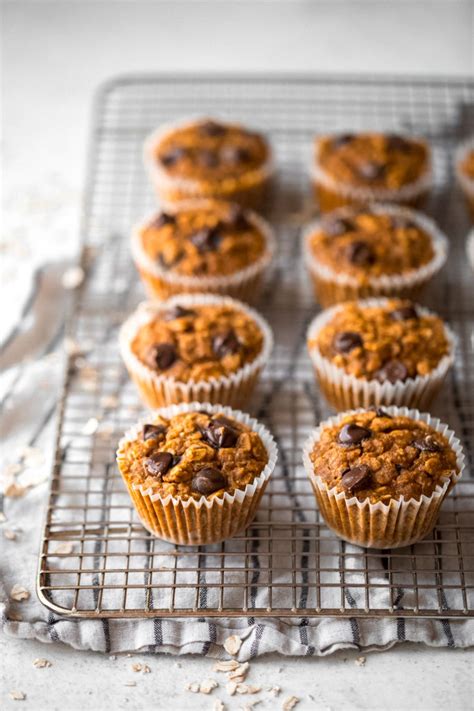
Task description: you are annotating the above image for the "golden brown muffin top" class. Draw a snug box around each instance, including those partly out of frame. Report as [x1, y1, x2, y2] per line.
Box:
[131, 303, 264, 383]
[307, 208, 434, 283]
[310, 410, 458, 503]
[315, 133, 429, 191]
[154, 119, 269, 182]
[139, 202, 267, 277]
[121, 411, 268, 500]
[460, 148, 474, 180]
[310, 300, 450, 383]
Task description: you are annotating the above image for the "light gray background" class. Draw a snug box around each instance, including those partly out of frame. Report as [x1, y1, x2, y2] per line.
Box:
[1, 2, 474, 710]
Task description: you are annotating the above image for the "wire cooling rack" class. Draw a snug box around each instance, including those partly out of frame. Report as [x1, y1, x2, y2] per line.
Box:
[37, 75, 474, 619]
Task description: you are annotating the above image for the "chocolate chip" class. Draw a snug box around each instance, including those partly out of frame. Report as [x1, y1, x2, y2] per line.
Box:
[143, 451, 175, 478]
[375, 360, 408, 384]
[198, 149, 219, 168]
[221, 146, 251, 164]
[201, 421, 239, 449]
[213, 329, 240, 358]
[190, 227, 222, 253]
[323, 217, 354, 237]
[341, 465, 371, 493]
[163, 305, 196, 321]
[150, 343, 177, 371]
[387, 134, 412, 152]
[160, 147, 186, 166]
[199, 120, 226, 137]
[346, 241, 375, 266]
[413, 435, 442, 453]
[225, 204, 249, 230]
[142, 424, 166, 441]
[390, 304, 418, 321]
[338, 423, 372, 446]
[375, 408, 392, 419]
[333, 331, 363, 354]
[332, 133, 354, 148]
[152, 212, 176, 228]
[191, 467, 227, 496]
[212, 415, 240, 430]
[358, 161, 385, 181]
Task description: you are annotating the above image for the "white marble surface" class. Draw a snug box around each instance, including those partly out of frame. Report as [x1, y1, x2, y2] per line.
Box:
[2, 2, 474, 709]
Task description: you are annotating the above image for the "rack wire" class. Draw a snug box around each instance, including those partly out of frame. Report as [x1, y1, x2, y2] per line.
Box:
[38, 74, 474, 619]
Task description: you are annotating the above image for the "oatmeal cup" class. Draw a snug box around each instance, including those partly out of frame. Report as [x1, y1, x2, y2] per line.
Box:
[303, 203, 448, 307]
[303, 407, 464, 549]
[144, 117, 274, 210]
[116, 402, 278, 545]
[131, 199, 276, 303]
[307, 298, 455, 411]
[119, 293, 273, 409]
[455, 137, 474, 220]
[312, 132, 432, 212]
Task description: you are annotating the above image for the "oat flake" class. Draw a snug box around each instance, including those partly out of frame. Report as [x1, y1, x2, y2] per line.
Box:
[282, 696, 300, 710]
[33, 658, 52, 668]
[9, 690, 26, 701]
[200, 678, 218, 694]
[10, 585, 30, 602]
[223, 634, 242, 656]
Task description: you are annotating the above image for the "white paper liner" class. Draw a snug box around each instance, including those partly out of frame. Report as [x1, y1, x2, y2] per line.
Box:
[306, 297, 456, 411]
[467, 230, 474, 273]
[311, 135, 433, 204]
[116, 401, 278, 545]
[119, 293, 274, 409]
[454, 137, 474, 199]
[303, 203, 448, 302]
[302, 406, 465, 549]
[143, 116, 275, 206]
[130, 199, 276, 302]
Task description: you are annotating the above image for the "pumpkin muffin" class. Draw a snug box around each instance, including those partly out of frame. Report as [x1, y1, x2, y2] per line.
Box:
[312, 132, 432, 212]
[303, 204, 448, 306]
[455, 138, 474, 220]
[131, 200, 275, 302]
[117, 402, 278, 545]
[307, 298, 455, 411]
[144, 117, 273, 209]
[303, 407, 464, 548]
[119, 293, 273, 408]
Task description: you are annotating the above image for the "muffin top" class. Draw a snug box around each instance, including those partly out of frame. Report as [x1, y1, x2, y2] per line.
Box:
[131, 302, 265, 382]
[315, 133, 429, 191]
[460, 147, 474, 181]
[309, 409, 458, 503]
[139, 202, 267, 278]
[121, 410, 269, 500]
[306, 207, 435, 283]
[309, 300, 450, 384]
[154, 119, 270, 182]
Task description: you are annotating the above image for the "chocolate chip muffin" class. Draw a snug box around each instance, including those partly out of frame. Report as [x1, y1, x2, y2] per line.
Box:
[131, 200, 275, 302]
[303, 204, 448, 307]
[303, 407, 464, 548]
[120, 294, 273, 409]
[312, 132, 432, 212]
[307, 298, 454, 411]
[144, 118, 273, 210]
[117, 402, 278, 544]
[455, 138, 474, 221]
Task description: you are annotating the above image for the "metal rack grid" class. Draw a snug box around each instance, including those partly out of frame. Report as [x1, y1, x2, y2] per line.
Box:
[38, 75, 474, 619]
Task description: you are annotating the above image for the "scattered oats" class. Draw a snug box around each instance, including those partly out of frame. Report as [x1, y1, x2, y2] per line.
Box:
[82, 417, 99, 436]
[33, 658, 51, 668]
[4, 482, 26, 498]
[4, 529, 17, 540]
[10, 585, 30, 602]
[269, 686, 281, 697]
[236, 684, 261, 695]
[199, 678, 218, 694]
[142, 664, 151, 674]
[282, 697, 300, 710]
[9, 690, 26, 701]
[214, 660, 240, 672]
[228, 662, 249, 681]
[62, 266, 85, 290]
[54, 542, 75, 555]
[124, 681, 136, 687]
[186, 682, 200, 693]
[109, 655, 117, 661]
[213, 701, 225, 711]
[100, 394, 119, 409]
[223, 634, 242, 656]
[131, 663, 143, 672]
[226, 681, 237, 696]
[355, 656, 366, 667]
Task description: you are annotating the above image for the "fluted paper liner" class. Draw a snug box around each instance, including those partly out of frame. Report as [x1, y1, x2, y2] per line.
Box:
[307, 298, 456, 411]
[302, 406, 465, 549]
[303, 204, 448, 307]
[311, 135, 432, 211]
[120, 293, 274, 409]
[131, 200, 276, 303]
[116, 401, 278, 545]
[455, 138, 474, 220]
[144, 117, 275, 210]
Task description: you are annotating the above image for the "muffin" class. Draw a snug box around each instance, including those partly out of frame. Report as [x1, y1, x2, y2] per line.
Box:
[303, 407, 464, 548]
[307, 298, 455, 411]
[144, 117, 273, 210]
[117, 402, 278, 545]
[303, 203, 448, 307]
[119, 293, 273, 409]
[131, 200, 275, 302]
[455, 138, 474, 220]
[312, 132, 432, 212]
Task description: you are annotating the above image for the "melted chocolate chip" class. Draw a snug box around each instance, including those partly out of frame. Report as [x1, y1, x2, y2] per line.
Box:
[201, 421, 239, 449]
[198, 149, 219, 168]
[190, 227, 222, 253]
[191, 467, 227, 496]
[199, 120, 226, 137]
[152, 212, 176, 228]
[358, 161, 385, 181]
[163, 305, 196, 321]
[375, 407, 392, 419]
[375, 360, 408, 384]
[341, 465, 371, 493]
[333, 331, 363, 354]
[142, 424, 166, 441]
[213, 329, 240, 358]
[387, 134, 412, 152]
[413, 435, 442, 453]
[150, 343, 177, 371]
[160, 147, 186, 167]
[221, 146, 251, 164]
[332, 133, 354, 148]
[390, 305, 418, 321]
[338, 423, 372, 446]
[143, 451, 175, 478]
[323, 217, 354, 237]
[346, 241, 375, 266]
